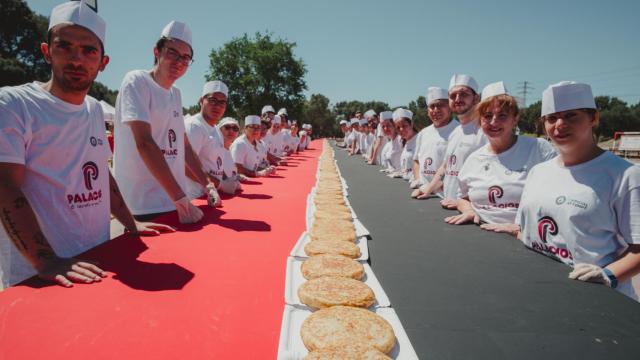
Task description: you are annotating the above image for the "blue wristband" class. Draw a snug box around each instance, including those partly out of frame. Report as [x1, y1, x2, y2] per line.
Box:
[602, 268, 618, 289]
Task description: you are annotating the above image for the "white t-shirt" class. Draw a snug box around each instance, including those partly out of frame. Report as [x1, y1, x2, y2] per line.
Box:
[298, 131, 307, 151]
[230, 134, 262, 172]
[517, 151, 640, 300]
[347, 130, 359, 152]
[183, 113, 225, 199]
[304, 132, 311, 148]
[257, 139, 270, 168]
[413, 120, 459, 185]
[458, 136, 556, 224]
[400, 134, 418, 179]
[0, 83, 110, 287]
[281, 129, 295, 154]
[358, 131, 368, 154]
[375, 124, 388, 165]
[381, 135, 402, 172]
[113, 70, 187, 215]
[264, 129, 285, 157]
[442, 120, 488, 200]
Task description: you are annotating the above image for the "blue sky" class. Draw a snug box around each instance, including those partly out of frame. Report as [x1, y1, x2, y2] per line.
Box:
[28, 0, 640, 110]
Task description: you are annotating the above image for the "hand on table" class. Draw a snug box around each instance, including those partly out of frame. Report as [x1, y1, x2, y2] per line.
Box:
[37, 256, 107, 287]
[174, 196, 204, 224]
[440, 199, 459, 209]
[413, 184, 435, 199]
[206, 183, 222, 207]
[444, 210, 479, 225]
[568, 263, 612, 287]
[480, 223, 520, 237]
[409, 179, 422, 189]
[130, 221, 176, 236]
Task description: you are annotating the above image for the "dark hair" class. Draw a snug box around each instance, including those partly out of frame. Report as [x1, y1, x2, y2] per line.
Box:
[47, 27, 105, 57]
[154, 37, 194, 64]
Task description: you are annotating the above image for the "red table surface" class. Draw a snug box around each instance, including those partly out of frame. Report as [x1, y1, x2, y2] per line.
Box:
[0, 140, 322, 359]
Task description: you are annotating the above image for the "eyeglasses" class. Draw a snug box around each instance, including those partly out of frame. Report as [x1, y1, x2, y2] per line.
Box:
[204, 96, 227, 106]
[222, 125, 239, 132]
[163, 47, 193, 65]
[481, 112, 511, 123]
[449, 90, 474, 100]
[245, 125, 260, 130]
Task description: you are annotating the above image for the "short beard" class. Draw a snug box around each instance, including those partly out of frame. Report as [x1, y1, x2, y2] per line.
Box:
[53, 64, 95, 92]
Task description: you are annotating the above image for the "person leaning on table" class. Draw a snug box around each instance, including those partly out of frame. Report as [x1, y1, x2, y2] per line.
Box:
[215, 117, 242, 194]
[230, 116, 273, 178]
[516, 81, 640, 301]
[112, 20, 220, 224]
[391, 108, 418, 181]
[379, 111, 402, 174]
[443, 81, 556, 233]
[0, 0, 173, 289]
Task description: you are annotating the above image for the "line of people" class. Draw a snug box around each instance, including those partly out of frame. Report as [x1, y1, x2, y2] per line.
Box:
[0, 2, 313, 289]
[338, 74, 640, 301]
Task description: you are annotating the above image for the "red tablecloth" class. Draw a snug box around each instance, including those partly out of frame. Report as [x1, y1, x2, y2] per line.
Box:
[0, 140, 322, 359]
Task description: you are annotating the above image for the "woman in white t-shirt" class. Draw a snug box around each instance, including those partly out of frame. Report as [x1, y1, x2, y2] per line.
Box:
[445, 82, 556, 232]
[517, 81, 640, 300]
[379, 111, 402, 173]
[230, 116, 271, 177]
[215, 117, 241, 194]
[392, 108, 418, 180]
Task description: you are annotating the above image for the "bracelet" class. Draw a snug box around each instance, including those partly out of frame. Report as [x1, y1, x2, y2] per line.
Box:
[602, 268, 618, 289]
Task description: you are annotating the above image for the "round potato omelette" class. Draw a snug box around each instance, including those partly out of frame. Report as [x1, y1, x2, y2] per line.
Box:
[301, 254, 364, 280]
[298, 276, 375, 309]
[301, 306, 396, 354]
[304, 239, 360, 258]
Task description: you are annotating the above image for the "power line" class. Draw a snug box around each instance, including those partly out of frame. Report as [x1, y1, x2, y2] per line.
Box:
[517, 81, 534, 107]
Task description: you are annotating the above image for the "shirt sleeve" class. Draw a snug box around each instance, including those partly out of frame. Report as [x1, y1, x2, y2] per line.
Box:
[118, 72, 151, 124]
[0, 100, 29, 165]
[230, 141, 246, 164]
[184, 120, 204, 155]
[615, 167, 640, 245]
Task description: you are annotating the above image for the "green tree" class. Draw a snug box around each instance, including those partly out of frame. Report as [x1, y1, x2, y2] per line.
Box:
[407, 96, 428, 131]
[595, 96, 636, 139]
[303, 94, 334, 137]
[519, 101, 543, 136]
[332, 100, 389, 119]
[206, 32, 307, 121]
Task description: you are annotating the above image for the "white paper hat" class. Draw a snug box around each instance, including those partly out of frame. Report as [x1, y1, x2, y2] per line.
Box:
[244, 115, 261, 126]
[481, 81, 509, 101]
[290, 119, 298, 125]
[49, 0, 106, 45]
[541, 81, 596, 117]
[380, 111, 393, 121]
[272, 115, 282, 125]
[261, 105, 275, 115]
[277, 108, 288, 116]
[393, 108, 413, 121]
[303, 124, 312, 129]
[426, 87, 448, 105]
[364, 109, 376, 119]
[359, 118, 368, 126]
[350, 118, 360, 126]
[339, 120, 348, 125]
[218, 117, 239, 128]
[201, 80, 228, 98]
[161, 21, 192, 47]
[449, 74, 479, 93]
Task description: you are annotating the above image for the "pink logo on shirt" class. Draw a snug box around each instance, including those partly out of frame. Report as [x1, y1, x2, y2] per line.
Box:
[488, 186, 504, 204]
[82, 161, 99, 190]
[537, 216, 558, 243]
[448, 155, 457, 168]
[168, 129, 177, 149]
[216, 156, 223, 169]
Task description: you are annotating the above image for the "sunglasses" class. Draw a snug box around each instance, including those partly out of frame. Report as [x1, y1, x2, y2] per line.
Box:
[205, 96, 227, 106]
[222, 125, 239, 132]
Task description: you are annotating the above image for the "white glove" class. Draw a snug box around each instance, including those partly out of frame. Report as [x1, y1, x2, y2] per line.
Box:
[410, 179, 422, 189]
[388, 171, 403, 178]
[568, 263, 612, 287]
[219, 178, 239, 195]
[206, 183, 222, 207]
[238, 174, 249, 183]
[256, 169, 270, 177]
[174, 196, 204, 224]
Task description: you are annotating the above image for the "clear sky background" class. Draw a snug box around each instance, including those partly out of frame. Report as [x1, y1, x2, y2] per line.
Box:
[28, 0, 640, 110]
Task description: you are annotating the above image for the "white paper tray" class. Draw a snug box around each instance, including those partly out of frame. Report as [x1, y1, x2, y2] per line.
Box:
[277, 305, 418, 360]
[290, 232, 369, 261]
[284, 256, 389, 308]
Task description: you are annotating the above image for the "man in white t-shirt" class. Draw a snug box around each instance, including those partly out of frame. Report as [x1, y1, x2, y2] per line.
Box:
[113, 21, 218, 224]
[184, 80, 229, 200]
[263, 115, 286, 158]
[347, 119, 361, 155]
[0, 2, 173, 289]
[411, 87, 459, 195]
[231, 116, 273, 177]
[416, 74, 487, 208]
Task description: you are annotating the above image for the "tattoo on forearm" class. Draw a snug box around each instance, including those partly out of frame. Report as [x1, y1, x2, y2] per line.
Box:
[1, 208, 28, 251]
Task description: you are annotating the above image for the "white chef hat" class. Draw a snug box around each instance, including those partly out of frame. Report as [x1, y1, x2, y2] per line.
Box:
[277, 108, 288, 116]
[244, 115, 261, 126]
[290, 119, 298, 125]
[272, 115, 282, 125]
[541, 81, 596, 117]
[161, 21, 192, 47]
[49, 0, 106, 45]
[261, 105, 275, 115]
[393, 108, 413, 121]
[426, 87, 448, 105]
[302, 124, 311, 129]
[350, 118, 360, 126]
[364, 109, 376, 119]
[449, 74, 479, 93]
[481, 81, 509, 101]
[379, 111, 393, 121]
[339, 119, 348, 125]
[359, 118, 368, 126]
[201, 80, 228, 98]
[218, 117, 239, 128]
